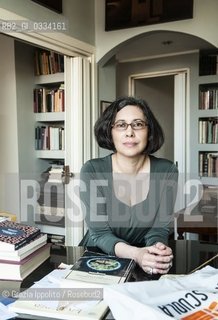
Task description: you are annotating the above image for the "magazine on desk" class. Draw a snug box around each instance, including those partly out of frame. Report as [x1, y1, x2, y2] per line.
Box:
[9, 251, 136, 320]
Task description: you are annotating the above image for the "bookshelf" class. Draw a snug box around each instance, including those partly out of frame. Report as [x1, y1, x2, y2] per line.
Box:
[197, 50, 218, 184]
[33, 49, 66, 238]
[0, 30, 94, 247]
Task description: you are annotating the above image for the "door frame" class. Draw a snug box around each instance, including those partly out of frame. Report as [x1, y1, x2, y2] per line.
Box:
[0, 8, 98, 245]
[129, 68, 190, 210]
[0, 7, 98, 160]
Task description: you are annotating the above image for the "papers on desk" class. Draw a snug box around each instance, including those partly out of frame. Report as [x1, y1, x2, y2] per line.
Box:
[9, 263, 108, 319]
[0, 297, 17, 320]
[104, 266, 218, 320]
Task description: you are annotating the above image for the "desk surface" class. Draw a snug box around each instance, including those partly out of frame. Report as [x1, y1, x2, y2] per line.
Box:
[1, 240, 218, 319]
[2, 240, 218, 288]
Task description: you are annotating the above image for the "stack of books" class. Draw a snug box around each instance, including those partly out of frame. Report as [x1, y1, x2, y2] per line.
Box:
[0, 220, 50, 281]
[35, 164, 65, 229]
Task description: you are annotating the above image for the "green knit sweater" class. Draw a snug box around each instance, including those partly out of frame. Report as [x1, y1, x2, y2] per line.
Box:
[79, 154, 178, 255]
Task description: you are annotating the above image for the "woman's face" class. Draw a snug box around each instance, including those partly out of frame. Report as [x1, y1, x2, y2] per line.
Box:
[111, 105, 148, 158]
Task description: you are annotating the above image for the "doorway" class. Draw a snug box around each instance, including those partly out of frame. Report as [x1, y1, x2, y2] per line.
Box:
[129, 69, 189, 210]
[134, 75, 174, 161]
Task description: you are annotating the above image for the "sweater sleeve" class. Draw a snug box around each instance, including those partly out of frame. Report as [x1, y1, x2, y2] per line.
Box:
[80, 159, 128, 255]
[144, 162, 178, 246]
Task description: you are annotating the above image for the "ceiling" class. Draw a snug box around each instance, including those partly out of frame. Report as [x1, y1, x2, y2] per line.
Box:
[114, 31, 215, 62]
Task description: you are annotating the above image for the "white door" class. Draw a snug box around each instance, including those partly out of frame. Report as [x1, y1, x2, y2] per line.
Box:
[64, 56, 92, 246]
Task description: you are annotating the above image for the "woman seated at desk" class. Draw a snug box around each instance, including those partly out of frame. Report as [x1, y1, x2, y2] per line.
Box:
[79, 96, 178, 275]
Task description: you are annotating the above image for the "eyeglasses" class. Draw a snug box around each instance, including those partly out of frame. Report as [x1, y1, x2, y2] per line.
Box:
[112, 120, 148, 131]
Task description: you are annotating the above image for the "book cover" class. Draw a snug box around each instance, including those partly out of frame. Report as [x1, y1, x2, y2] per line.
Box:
[10, 299, 108, 320]
[8, 251, 135, 320]
[65, 251, 136, 285]
[0, 243, 51, 280]
[9, 257, 110, 320]
[0, 221, 41, 251]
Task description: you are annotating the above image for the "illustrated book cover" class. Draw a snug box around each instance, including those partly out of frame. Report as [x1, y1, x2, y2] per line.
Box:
[64, 250, 136, 285]
[0, 220, 41, 251]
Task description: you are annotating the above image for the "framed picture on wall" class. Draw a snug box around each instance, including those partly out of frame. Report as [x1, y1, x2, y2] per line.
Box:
[100, 100, 111, 114]
[105, 0, 193, 31]
[31, 0, 62, 13]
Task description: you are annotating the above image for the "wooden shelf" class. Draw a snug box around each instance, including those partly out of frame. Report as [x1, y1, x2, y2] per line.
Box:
[35, 112, 65, 122]
[199, 177, 218, 185]
[34, 73, 64, 85]
[198, 110, 218, 116]
[35, 224, 65, 236]
[36, 150, 65, 159]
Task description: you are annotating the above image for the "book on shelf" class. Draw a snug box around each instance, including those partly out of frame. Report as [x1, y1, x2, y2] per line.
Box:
[48, 164, 64, 183]
[0, 243, 51, 281]
[34, 50, 64, 76]
[33, 85, 65, 113]
[0, 233, 47, 262]
[199, 152, 218, 177]
[0, 221, 41, 251]
[47, 233, 65, 246]
[199, 86, 218, 110]
[35, 124, 65, 151]
[198, 118, 218, 144]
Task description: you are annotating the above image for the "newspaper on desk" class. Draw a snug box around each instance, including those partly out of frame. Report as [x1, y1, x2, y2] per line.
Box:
[104, 266, 218, 320]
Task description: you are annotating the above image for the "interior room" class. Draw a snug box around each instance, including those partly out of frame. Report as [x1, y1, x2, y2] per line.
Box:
[0, 0, 217, 245]
[0, 1, 217, 319]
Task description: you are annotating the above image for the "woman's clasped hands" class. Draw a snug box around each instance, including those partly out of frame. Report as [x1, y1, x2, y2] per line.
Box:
[135, 242, 173, 275]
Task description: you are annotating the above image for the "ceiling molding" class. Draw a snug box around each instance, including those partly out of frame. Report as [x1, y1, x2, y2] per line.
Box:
[117, 49, 199, 63]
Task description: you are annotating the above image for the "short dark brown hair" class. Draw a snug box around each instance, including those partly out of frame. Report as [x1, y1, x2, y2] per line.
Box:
[94, 96, 164, 154]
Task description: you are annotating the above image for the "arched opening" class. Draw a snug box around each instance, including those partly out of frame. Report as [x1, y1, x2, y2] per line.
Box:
[98, 30, 217, 213]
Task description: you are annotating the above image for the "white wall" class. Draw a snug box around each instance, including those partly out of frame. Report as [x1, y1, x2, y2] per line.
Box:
[0, 0, 95, 45]
[15, 41, 42, 176]
[95, 0, 218, 62]
[0, 34, 20, 216]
